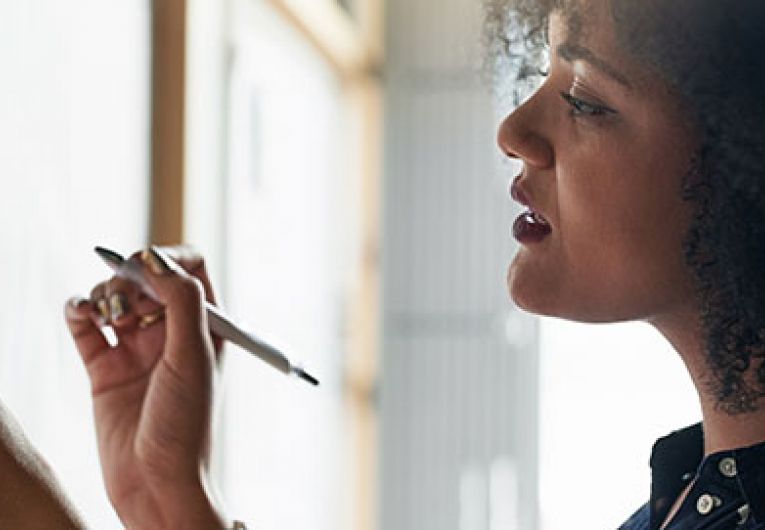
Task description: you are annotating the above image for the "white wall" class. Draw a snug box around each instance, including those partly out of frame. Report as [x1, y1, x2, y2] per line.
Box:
[0, 1, 150, 527]
[539, 320, 700, 529]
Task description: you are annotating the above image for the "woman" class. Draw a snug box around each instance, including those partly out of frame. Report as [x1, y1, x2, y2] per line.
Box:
[487, 0, 765, 527]
[61, 1, 765, 529]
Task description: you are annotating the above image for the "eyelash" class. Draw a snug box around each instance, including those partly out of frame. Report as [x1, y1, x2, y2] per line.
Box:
[534, 66, 617, 119]
[559, 91, 616, 118]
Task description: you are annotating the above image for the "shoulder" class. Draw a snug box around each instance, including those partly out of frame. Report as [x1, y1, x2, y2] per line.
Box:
[618, 503, 649, 530]
[0, 400, 85, 529]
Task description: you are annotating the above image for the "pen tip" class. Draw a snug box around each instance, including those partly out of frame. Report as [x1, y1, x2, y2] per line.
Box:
[295, 368, 320, 387]
[94, 246, 125, 265]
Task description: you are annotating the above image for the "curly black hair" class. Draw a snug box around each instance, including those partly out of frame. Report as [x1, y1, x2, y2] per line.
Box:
[485, 0, 765, 414]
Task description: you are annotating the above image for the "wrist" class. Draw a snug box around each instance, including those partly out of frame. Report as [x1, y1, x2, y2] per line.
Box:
[154, 479, 227, 530]
[120, 479, 227, 530]
[159, 485, 222, 530]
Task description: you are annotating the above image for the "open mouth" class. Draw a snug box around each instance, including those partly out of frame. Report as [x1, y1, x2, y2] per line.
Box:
[510, 174, 552, 243]
[527, 209, 550, 226]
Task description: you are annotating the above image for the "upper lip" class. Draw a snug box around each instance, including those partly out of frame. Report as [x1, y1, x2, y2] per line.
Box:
[510, 173, 547, 219]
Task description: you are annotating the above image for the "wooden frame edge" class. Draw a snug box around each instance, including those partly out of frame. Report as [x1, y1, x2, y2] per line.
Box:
[267, 0, 382, 78]
[150, 0, 187, 245]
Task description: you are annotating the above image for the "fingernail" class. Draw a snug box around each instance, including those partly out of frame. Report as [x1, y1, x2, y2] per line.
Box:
[69, 297, 89, 310]
[65, 297, 90, 319]
[96, 298, 111, 323]
[141, 246, 172, 276]
[109, 293, 129, 321]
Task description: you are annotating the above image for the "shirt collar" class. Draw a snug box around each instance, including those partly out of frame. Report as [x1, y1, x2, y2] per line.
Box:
[649, 423, 765, 528]
[649, 423, 705, 525]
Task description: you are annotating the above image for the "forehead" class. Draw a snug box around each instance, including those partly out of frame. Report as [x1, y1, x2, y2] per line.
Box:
[549, 0, 661, 91]
[550, 0, 614, 49]
[550, 1, 697, 135]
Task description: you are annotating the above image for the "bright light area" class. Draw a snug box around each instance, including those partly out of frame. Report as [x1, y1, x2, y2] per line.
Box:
[539, 318, 701, 530]
[0, 2, 150, 527]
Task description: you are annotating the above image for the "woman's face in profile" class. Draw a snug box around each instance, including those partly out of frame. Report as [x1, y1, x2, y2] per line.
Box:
[499, 0, 699, 324]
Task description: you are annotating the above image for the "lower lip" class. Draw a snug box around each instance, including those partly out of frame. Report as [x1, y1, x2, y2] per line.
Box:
[513, 212, 552, 244]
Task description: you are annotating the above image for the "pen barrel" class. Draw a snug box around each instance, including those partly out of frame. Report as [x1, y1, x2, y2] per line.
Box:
[97, 247, 304, 381]
[115, 260, 160, 301]
[205, 304, 292, 375]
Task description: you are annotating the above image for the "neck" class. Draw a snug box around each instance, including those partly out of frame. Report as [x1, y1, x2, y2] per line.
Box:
[651, 310, 765, 455]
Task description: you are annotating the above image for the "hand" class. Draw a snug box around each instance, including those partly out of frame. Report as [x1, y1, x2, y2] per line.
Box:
[64, 246, 227, 530]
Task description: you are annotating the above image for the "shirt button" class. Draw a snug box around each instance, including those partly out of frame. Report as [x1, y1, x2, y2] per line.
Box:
[718, 457, 738, 478]
[697, 494, 716, 515]
[738, 504, 751, 524]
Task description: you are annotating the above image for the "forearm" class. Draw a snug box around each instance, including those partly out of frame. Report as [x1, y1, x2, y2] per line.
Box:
[0, 401, 224, 530]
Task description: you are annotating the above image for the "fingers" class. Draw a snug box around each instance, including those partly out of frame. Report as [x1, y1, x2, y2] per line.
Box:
[128, 245, 222, 354]
[64, 297, 110, 364]
[73, 245, 217, 372]
[88, 277, 164, 336]
[139, 247, 215, 372]
[128, 245, 218, 306]
[66, 246, 218, 398]
[162, 246, 222, 353]
[66, 296, 162, 396]
[89, 283, 110, 326]
[103, 277, 139, 327]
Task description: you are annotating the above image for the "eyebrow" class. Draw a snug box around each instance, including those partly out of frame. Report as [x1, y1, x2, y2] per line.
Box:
[556, 42, 633, 90]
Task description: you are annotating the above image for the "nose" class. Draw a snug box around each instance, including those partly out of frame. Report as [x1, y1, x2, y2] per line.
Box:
[496, 97, 554, 170]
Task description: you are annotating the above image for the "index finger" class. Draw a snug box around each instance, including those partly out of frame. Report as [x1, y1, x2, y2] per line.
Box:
[128, 246, 217, 305]
[128, 246, 223, 355]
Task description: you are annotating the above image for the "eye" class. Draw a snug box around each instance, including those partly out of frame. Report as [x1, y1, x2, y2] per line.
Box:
[559, 91, 616, 118]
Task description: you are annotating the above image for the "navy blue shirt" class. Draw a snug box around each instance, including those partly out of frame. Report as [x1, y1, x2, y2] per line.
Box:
[620, 423, 765, 529]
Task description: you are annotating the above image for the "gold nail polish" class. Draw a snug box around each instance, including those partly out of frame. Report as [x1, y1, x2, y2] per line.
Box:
[141, 247, 171, 276]
[109, 293, 128, 321]
[97, 298, 111, 322]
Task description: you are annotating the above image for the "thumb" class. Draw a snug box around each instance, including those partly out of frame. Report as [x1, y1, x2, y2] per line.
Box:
[139, 246, 214, 372]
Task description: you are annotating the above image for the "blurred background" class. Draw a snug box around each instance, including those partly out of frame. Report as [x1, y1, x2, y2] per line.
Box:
[0, 0, 700, 528]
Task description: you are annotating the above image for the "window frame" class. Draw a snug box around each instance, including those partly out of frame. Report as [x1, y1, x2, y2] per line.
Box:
[268, 0, 382, 77]
[150, 1, 383, 529]
[150, 0, 186, 245]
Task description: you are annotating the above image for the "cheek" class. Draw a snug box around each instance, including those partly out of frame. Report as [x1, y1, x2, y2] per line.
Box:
[510, 151, 693, 321]
[555, 157, 694, 319]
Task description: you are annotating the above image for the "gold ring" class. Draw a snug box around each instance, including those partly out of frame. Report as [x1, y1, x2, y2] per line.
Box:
[138, 307, 166, 329]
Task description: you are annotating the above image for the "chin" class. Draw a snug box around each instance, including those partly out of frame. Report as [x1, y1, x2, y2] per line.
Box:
[509, 287, 558, 318]
[507, 262, 556, 317]
[509, 270, 644, 324]
[507, 259, 603, 322]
